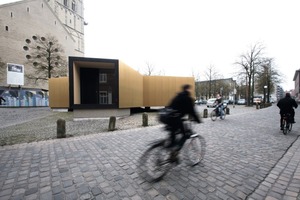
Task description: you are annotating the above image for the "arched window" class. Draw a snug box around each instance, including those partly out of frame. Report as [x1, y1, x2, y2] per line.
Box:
[71, 0, 76, 11]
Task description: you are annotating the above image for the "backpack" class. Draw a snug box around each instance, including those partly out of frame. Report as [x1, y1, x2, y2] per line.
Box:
[158, 108, 180, 124]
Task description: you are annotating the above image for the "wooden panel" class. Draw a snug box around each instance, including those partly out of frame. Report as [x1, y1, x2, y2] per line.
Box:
[143, 76, 195, 107]
[118, 61, 143, 108]
[49, 77, 69, 108]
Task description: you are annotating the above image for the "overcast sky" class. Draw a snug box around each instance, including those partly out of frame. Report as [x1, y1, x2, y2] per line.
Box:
[2, 0, 299, 90]
[84, 0, 300, 90]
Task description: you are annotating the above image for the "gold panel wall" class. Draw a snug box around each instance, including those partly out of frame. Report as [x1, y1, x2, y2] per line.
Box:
[49, 77, 69, 108]
[143, 76, 195, 107]
[118, 61, 144, 108]
[73, 63, 81, 104]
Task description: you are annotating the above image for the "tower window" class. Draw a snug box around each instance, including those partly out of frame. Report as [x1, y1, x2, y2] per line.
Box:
[10, 12, 13, 18]
[5, 26, 8, 31]
[27, 7, 30, 12]
[72, 0, 76, 11]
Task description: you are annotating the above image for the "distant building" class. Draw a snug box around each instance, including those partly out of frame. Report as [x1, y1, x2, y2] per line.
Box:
[0, 0, 85, 106]
[195, 78, 237, 100]
[293, 69, 300, 103]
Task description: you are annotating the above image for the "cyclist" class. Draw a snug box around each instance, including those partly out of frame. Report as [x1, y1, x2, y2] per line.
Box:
[165, 84, 201, 162]
[214, 93, 223, 116]
[277, 93, 298, 130]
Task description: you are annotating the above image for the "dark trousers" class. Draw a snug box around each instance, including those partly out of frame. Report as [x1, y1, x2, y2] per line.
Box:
[169, 117, 186, 148]
[280, 111, 295, 127]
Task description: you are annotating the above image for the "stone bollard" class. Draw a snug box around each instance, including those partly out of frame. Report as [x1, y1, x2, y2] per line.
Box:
[203, 109, 208, 118]
[226, 107, 230, 115]
[142, 113, 148, 127]
[57, 118, 66, 138]
[108, 116, 116, 131]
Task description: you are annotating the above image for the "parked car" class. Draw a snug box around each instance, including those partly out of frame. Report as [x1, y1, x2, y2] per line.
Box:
[206, 98, 217, 107]
[223, 99, 229, 107]
[237, 99, 246, 105]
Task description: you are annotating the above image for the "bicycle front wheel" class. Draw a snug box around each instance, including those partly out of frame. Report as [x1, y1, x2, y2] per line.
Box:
[138, 141, 172, 182]
[185, 134, 206, 166]
[210, 110, 217, 121]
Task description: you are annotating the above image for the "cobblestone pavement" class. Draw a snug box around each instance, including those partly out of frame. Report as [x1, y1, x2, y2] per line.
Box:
[0, 105, 299, 199]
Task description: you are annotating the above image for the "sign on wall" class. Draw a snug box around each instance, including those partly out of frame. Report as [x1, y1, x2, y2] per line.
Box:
[7, 63, 24, 86]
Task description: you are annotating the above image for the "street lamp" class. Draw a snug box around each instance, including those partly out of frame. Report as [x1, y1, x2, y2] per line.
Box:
[264, 85, 267, 103]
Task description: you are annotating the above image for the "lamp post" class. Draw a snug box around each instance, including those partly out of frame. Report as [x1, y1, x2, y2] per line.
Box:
[264, 85, 267, 103]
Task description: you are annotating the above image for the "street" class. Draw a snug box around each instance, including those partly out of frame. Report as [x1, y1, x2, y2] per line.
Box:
[0, 105, 299, 200]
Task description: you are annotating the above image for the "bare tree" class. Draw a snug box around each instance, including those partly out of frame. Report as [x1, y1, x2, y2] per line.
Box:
[23, 34, 67, 83]
[235, 43, 264, 106]
[256, 58, 282, 102]
[143, 61, 155, 76]
[191, 69, 201, 100]
[204, 65, 220, 98]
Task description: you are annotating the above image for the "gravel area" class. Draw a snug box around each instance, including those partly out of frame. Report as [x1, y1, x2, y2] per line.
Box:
[0, 107, 161, 146]
[0, 105, 256, 146]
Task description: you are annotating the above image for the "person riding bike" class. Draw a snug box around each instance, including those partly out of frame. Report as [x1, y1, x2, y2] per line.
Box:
[164, 84, 201, 162]
[214, 94, 223, 116]
[277, 93, 298, 130]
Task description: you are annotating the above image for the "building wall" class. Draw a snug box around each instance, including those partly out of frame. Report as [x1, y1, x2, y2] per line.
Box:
[47, 0, 84, 53]
[294, 70, 300, 102]
[0, 0, 84, 90]
[49, 77, 69, 108]
[118, 61, 143, 108]
[143, 76, 195, 107]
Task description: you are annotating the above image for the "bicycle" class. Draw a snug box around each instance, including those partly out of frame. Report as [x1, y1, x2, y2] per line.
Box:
[138, 120, 205, 182]
[210, 103, 226, 121]
[282, 113, 292, 135]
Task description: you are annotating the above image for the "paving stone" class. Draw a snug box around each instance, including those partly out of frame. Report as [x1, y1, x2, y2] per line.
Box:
[0, 106, 299, 199]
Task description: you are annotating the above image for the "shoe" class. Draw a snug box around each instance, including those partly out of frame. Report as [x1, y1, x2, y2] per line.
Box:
[280, 127, 283, 130]
[291, 121, 296, 124]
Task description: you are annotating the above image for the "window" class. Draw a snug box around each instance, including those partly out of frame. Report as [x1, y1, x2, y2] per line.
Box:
[64, 0, 68, 6]
[27, 7, 30, 12]
[99, 91, 108, 104]
[99, 74, 107, 83]
[5, 26, 8, 31]
[72, 0, 76, 11]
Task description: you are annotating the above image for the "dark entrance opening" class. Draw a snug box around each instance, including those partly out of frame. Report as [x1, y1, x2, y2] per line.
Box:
[80, 68, 99, 104]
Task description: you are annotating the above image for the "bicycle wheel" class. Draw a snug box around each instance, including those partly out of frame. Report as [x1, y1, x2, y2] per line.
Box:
[210, 110, 217, 121]
[283, 119, 288, 135]
[138, 141, 173, 182]
[185, 133, 206, 166]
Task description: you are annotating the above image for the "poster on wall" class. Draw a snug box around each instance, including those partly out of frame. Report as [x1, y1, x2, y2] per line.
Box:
[7, 63, 24, 86]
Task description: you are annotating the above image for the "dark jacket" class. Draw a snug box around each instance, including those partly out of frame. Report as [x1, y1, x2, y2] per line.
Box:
[168, 91, 200, 123]
[277, 96, 298, 114]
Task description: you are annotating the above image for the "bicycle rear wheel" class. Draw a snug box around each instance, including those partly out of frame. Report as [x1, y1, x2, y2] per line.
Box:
[138, 141, 173, 182]
[185, 133, 206, 166]
[210, 110, 217, 121]
[283, 120, 288, 135]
